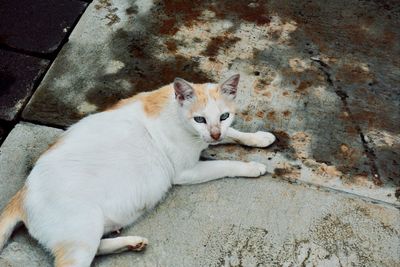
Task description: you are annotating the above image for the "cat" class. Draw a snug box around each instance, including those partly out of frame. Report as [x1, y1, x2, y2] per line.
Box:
[0, 74, 276, 267]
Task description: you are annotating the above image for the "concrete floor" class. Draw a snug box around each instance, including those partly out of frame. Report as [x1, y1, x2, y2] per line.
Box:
[1, 0, 399, 266]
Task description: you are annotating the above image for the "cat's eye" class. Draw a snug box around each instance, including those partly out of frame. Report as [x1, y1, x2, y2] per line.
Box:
[220, 112, 230, 121]
[194, 116, 206, 123]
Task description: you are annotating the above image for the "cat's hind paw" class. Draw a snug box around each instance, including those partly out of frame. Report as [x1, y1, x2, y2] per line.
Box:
[248, 131, 276, 148]
[126, 236, 148, 252]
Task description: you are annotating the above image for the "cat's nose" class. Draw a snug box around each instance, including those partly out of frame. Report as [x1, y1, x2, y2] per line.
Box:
[211, 132, 221, 141]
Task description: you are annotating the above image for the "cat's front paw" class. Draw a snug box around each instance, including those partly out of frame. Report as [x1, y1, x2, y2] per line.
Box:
[248, 131, 276, 148]
[244, 161, 267, 178]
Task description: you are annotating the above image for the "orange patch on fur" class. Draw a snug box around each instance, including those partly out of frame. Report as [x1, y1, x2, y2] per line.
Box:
[209, 85, 235, 112]
[0, 186, 27, 235]
[106, 95, 140, 111]
[53, 242, 76, 267]
[209, 86, 221, 100]
[108, 83, 236, 118]
[108, 83, 205, 116]
[53, 241, 91, 267]
[189, 84, 208, 114]
[193, 84, 208, 104]
[190, 84, 236, 115]
[141, 85, 172, 116]
[107, 86, 172, 117]
[43, 138, 64, 155]
[37, 137, 65, 163]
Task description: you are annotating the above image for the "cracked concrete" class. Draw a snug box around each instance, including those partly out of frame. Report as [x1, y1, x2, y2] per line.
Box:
[1, 0, 399, 266]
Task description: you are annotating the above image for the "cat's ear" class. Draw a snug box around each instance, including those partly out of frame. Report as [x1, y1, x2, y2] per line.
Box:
[220, 74, 240, 99]
[174, 78, 195, 105]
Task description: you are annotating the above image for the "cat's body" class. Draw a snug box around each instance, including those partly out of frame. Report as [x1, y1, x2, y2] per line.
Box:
[0, 75, 275, 267]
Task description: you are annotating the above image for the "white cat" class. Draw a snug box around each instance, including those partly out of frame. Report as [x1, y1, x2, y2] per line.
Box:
[0, 74, 275, 267]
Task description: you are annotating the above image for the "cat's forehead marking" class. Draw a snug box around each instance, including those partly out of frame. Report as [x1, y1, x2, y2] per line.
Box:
[189, 83, 234, 115]
[202, 83, 221, 101]
[189, 84, 208, 114]
[192, 84, 207, 106]
[209, 86, 221, 101]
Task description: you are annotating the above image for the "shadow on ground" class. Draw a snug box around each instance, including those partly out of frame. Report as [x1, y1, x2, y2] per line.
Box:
[22, 0, 400, 199]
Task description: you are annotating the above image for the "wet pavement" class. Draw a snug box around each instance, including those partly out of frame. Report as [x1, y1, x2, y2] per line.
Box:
[0, 0, 399, 266]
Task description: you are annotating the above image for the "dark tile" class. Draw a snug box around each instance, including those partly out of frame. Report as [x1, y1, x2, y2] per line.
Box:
[0, 124, 4, 142]
[0, 50, 50, 121]
[0, 120, 12, 143]
[0, 0, 87, 54]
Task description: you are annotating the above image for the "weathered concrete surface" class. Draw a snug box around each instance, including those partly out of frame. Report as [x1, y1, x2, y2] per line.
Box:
[98, 182, 400, 267]
[22, 0, 400, 203]
[0, 123, 399, 266]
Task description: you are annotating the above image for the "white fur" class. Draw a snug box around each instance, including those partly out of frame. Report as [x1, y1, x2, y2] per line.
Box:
[1, 75, 276, 267]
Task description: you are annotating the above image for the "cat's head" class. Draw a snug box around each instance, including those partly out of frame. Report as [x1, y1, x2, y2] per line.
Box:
[173, 74, 239, 144]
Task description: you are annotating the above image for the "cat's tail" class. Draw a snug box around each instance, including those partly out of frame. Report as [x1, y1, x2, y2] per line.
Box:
[0, 186, 26, 252]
